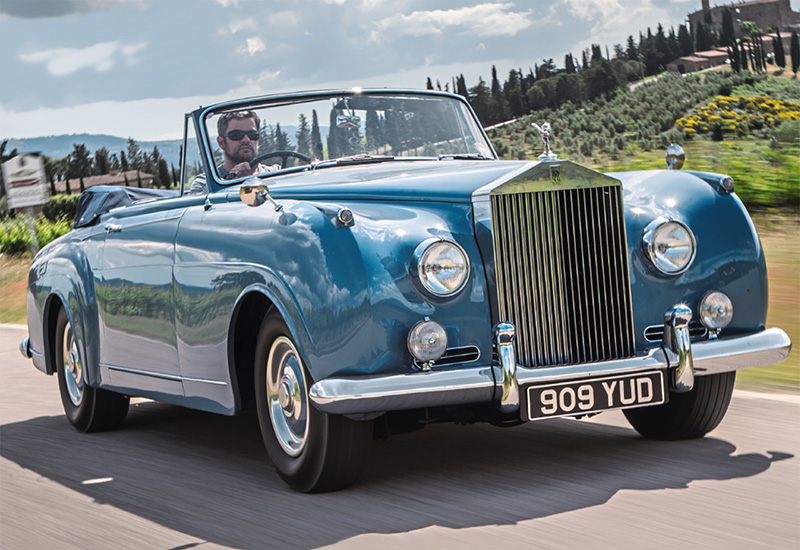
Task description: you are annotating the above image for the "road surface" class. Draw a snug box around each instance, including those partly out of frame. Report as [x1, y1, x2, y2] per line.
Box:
[1, 324, 798, 549]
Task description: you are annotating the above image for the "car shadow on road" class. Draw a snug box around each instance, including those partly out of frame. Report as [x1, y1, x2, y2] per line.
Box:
[1, 400, 791, 549]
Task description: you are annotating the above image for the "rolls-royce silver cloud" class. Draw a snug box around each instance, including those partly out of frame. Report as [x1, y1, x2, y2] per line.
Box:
[20, 89, 791, 492]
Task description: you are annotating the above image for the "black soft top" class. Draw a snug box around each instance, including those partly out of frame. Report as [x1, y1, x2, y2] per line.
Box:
[74, 186, 178, 228]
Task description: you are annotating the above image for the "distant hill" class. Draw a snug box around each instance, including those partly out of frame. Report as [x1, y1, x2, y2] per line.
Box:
[3, 126, 329, 169]
[4, 134, 183, 168]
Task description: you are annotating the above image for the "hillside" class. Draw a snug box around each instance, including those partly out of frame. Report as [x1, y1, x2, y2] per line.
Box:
[4, 134, 184, 168]
[487, 70, 800, 210]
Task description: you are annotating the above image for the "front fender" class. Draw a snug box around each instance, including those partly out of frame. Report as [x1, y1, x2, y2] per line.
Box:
[26, 235, 101, 384]
[613, 170, 767, 348]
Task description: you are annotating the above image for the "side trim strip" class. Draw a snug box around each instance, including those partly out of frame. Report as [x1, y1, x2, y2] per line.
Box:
[104, 364, 228, 386]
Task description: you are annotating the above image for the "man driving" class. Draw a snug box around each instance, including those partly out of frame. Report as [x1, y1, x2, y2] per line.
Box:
[187, 110, 275, 194]
[216, 110, 277, 179]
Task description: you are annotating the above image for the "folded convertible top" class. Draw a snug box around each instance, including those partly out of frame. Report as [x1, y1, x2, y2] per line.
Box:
[74, 185, 178, 228]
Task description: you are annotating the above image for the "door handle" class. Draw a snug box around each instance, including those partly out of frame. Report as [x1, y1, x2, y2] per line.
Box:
[104, 224, 122, 233]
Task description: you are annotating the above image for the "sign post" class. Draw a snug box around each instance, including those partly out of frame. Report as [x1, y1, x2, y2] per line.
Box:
[2, 153, 49, 253]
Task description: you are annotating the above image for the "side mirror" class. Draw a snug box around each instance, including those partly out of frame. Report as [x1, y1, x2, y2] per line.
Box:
[240, 178, 282, 211]
[665, 144, 685, 170]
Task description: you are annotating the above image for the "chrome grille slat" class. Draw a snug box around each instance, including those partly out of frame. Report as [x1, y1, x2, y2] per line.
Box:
[491, 183, 635, 368]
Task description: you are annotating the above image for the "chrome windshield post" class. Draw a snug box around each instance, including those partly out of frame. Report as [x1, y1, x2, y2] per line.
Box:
[494, 322, 520, 413]
[664, 305, 695, 392]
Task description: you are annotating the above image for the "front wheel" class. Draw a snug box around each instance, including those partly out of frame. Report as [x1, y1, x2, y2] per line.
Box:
[623, 371, 735, 440]
[255, 310, 370, 492]
[55, 308, 129, 432]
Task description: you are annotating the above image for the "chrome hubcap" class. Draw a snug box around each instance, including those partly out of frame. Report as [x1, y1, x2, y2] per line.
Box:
[62, 322, 83, 406]
[266, 337, 309, 457]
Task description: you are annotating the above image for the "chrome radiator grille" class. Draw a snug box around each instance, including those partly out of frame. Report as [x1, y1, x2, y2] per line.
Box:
[491, 185, 635, 368]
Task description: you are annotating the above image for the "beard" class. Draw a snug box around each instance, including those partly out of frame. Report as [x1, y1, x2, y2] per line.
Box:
[227, 143, 257, 164]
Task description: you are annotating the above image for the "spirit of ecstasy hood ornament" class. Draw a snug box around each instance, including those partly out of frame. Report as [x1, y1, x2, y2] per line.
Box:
[531, 122, 557, 161]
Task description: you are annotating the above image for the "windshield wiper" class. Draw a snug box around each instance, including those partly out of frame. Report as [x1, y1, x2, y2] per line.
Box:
[313, 154, 396, 169]
[438, 153, 493, 160]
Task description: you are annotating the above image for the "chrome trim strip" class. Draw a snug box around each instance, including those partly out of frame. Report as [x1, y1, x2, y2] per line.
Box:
[308, 329, 790, 415]
[104, 364, 228, 385]
[309, 367, 498, 415]
[690, 328, 791, 374]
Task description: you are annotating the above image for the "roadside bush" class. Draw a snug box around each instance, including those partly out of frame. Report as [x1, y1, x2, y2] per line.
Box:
[0, 215, 72, 255]
[772, 120, 800, 143]
[0, 217, 32, 255]
[41, 194, 80, 223]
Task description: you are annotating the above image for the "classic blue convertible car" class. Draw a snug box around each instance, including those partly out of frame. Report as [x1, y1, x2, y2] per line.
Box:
[20, 89, 791, 492]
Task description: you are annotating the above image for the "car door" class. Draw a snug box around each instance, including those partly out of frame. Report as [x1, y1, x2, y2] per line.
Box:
[96, 199, 186, 395]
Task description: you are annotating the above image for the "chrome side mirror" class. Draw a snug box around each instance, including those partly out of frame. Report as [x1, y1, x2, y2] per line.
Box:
[240, 178, 282, 211]
[665, 144, 685, 170]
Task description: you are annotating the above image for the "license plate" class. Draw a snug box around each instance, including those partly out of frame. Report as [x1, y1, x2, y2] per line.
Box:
[524, 371, 665, 421]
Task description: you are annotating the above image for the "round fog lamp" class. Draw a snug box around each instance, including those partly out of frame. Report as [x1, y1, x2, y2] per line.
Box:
[407, 319, 448, 363]
[699, 291, 733, 331]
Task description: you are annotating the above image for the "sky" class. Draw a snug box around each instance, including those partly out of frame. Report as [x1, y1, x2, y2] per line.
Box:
[1, 0, 793, 141]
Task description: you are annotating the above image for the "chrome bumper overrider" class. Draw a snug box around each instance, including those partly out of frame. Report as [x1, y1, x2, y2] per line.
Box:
[19, 337, 32, 359]
[309, 328, 791, 415]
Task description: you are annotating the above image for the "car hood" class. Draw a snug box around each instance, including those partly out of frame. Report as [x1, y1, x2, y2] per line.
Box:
[260, 159, 532, 203]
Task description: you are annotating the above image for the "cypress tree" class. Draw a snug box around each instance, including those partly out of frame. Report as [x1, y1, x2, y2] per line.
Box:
[678, 24, 694, 56]
[626, 36, 638, 60]
[791, 30, 799, 74]
[311, 110, 323, 161]
[565, 53, 576, 74]
[721, 9, 735, 47]
[158, 159, 170, 189]
[741, 40, 749, 71]
[426, 77, 434, 90]
[774, 31, 786, 69]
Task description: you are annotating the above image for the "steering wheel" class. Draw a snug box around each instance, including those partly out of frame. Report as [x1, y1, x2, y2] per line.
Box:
[250, 151, 312, 169]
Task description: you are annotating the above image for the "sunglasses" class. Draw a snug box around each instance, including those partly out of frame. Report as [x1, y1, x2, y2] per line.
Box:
[223, 129, 259, 141]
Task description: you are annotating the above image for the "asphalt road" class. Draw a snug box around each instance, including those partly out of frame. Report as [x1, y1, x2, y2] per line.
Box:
[2, 324, 798, 550]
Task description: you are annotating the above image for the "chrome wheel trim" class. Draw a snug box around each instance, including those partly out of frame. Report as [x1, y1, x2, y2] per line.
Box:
[62, 322, 83, 406]
[266, 336, 309, 457]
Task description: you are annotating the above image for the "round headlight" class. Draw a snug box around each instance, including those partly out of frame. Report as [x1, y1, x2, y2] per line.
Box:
[407, 319, 448, 363]
[699, 291, 733, 331]
[414, 238, 470, 297]
[643, 219, 696, 275]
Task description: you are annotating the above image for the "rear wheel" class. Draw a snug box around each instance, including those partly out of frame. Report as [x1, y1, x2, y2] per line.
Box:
[255, 310, 370, 492]
[55, 308, 129, 432]
[623, 371, 735, 440]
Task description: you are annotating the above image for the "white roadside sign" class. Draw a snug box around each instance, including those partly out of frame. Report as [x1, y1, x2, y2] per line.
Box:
[2, 153, 49, 209]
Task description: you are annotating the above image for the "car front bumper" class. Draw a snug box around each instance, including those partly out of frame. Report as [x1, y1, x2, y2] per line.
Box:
[309, 327, 792, 415]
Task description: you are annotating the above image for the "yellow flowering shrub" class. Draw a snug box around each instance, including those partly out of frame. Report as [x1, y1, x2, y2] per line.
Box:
[680, 95, 800, 138]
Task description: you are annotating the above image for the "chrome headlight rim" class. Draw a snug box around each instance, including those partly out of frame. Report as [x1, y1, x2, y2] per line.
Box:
[642, 218, 696, 275]
[413, 237, 471, 297]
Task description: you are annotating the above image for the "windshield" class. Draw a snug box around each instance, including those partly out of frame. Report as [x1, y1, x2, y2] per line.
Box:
[202, 92, 494, 184]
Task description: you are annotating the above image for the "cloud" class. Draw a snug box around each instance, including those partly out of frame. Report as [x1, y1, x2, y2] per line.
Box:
[557, 0, 623, 21]
[215, 0, 240, 7]
[19, 41, 149, 76]
[373, 3, 532, 39]
[238, 37, 266, 56]
[268, 11, 300, 27]
[0, 0, 143, 19]
[218, 18, 257, 35]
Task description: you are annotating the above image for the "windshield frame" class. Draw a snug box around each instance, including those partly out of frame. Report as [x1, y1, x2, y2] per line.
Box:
[189, 89, 498, 192]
